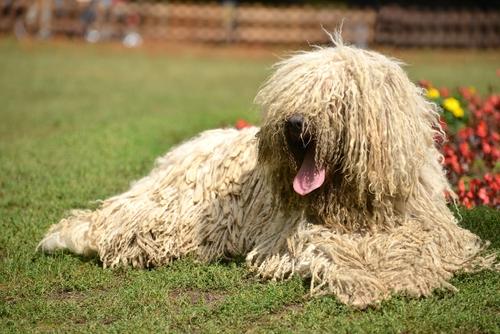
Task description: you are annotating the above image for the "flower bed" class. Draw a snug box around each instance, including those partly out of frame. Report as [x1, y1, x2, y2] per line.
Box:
[419, 80, 499, 208]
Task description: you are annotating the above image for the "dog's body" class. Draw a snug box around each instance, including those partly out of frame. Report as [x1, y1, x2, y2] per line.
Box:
[38, 41, 494, 308]
[39, 127, 268, 266]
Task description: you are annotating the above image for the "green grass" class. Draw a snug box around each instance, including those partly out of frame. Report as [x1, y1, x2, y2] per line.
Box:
[0, 39, 499, 333]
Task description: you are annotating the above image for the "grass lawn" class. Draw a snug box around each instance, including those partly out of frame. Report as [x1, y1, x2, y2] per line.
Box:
[0, 39, 499, 333]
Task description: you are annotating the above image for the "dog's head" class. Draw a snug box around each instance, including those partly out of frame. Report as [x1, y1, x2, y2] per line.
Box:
[255, 41, 443, 229]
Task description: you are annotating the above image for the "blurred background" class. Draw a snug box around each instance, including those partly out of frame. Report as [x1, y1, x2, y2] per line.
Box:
[1, 0, 499, 47]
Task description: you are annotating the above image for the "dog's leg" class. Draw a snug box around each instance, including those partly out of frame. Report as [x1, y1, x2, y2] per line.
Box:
[37, 210, 97, 257]
[247, 216, 493, 308]
[246, 222, 388, 308]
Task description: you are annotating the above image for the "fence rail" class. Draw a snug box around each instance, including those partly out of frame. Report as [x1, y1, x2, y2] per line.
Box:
[1, 1, 499, 48]
[375, 6, 500, 48]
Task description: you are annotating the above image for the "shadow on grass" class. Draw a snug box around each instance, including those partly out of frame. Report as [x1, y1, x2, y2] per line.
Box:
[32, 249, 102, 267]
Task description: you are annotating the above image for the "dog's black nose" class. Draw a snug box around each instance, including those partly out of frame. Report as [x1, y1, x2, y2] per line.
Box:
[286, 114, 304, 133]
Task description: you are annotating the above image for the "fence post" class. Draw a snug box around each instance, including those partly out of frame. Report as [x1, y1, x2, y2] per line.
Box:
[38, 0, 52, 39]
[223, 0, 236, 44]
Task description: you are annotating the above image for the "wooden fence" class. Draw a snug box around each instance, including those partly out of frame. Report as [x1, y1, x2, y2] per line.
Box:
[0, 1, 375, 46]
[375, 5, 500, 48]
[1, 1, 499, 48]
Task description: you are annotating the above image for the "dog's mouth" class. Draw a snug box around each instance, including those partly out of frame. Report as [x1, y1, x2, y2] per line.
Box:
[285, 115, 326, 196]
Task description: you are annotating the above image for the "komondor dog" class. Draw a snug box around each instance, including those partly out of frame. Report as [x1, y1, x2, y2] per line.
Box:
[38, 39, 495, 308]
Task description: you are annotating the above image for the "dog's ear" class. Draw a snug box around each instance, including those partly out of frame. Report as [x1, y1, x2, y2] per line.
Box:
[340, 66, 443, 203]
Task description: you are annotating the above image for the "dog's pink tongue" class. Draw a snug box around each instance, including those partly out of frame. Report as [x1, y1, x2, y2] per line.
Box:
[293, 148, 325, 196]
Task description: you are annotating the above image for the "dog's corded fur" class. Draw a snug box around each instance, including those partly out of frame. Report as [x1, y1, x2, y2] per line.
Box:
[38, 39, 495, 308]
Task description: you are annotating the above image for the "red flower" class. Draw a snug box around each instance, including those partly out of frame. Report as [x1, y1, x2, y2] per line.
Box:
[492, 174, 500, 191]
[462, 197, 473, 209]
[482, 141, 492, 154]
[457, 127, 473, 140]
[235, 119, 251, 130]
[476, 121, 488, 138]
[459, 87, 472, 100]
[484, 174, 492, 181]
[459, 142, 472, 158]
[439, 87, 450, 98]
[477, 188, 490, 205]
[418, 80, 432, 89]
[471, 95, 482, 106]
[489, 95, 499, 107]
[483, 102, 493, 114]
[458, 179, 466, 193]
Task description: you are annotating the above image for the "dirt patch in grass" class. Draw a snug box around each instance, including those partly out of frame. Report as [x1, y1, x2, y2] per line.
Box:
[2, 295, 20, 305]
[101, 316, 117, 325]
[267, 302, 304, 319]
[239, 302, 305, 332]
[1, 284, 23, 305]
[49, 288, 88, 302]
[48, 283, 113, 303]
[72, 316, 87, 325]
[168, 288, 226, 306]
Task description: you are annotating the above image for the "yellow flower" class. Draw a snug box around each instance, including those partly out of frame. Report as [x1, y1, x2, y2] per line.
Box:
[426, 88, 440, 99]
[452, 106, 464, 118]
[443, 97, 464, 118]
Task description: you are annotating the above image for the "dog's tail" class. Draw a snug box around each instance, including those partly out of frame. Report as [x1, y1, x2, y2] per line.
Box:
[37, 210, 97, 256]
